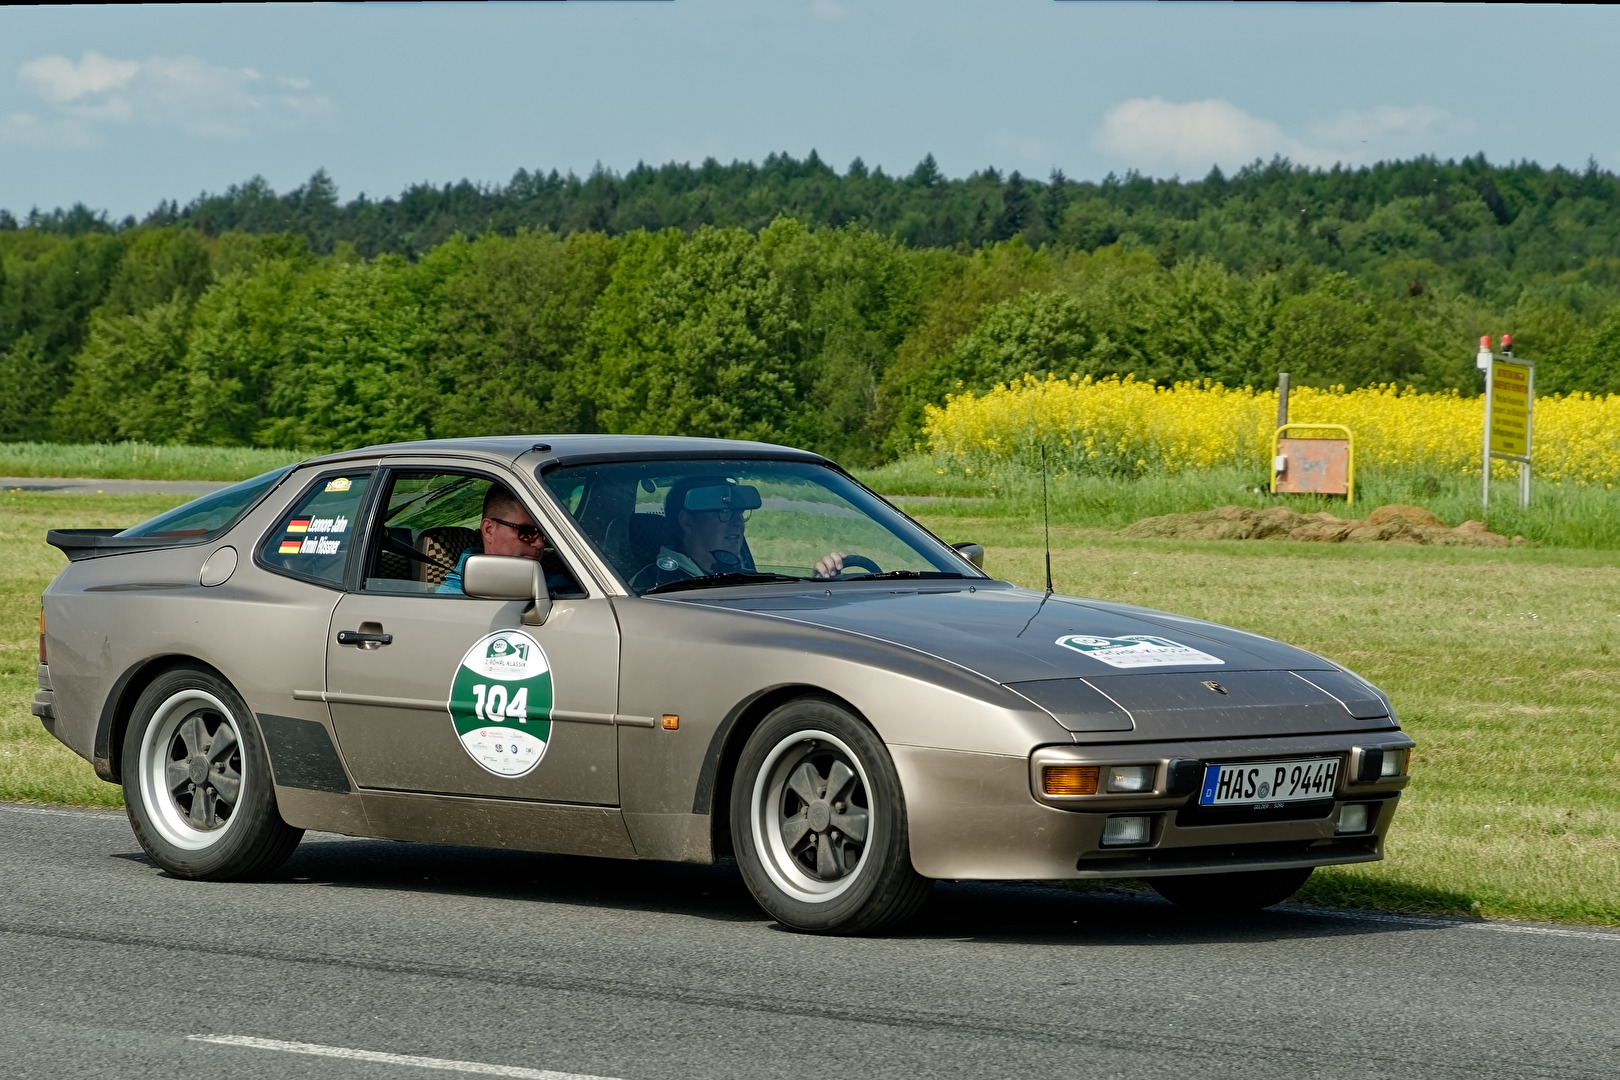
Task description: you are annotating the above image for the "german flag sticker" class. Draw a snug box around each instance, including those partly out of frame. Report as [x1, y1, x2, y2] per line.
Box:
[285, 519, 311, 533]
[278, 540, 303, 555]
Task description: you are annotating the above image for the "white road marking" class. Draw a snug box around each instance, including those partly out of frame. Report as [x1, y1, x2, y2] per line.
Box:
[0, 804, 121, 819]
[1287, 905, 1620, 943]
[187, 1035, 626, 1080]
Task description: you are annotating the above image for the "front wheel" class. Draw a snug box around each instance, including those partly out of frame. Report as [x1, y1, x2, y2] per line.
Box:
[122, 667, 303, 880]
[1150, 866, 1313, 912]
[730, 698, 931, 934]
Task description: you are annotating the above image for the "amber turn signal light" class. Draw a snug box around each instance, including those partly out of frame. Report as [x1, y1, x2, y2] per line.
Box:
[661, 713, 680, 730]
[1043, 764, 1100, 796]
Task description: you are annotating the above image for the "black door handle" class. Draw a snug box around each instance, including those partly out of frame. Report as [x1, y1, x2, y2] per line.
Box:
[336, 630, 393, 647]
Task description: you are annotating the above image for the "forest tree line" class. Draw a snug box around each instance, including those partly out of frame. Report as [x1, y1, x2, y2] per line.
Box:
[4, 153, 1620, 463]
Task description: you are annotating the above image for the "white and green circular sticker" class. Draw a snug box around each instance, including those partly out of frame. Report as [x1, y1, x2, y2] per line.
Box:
[449, 630, 554, 777]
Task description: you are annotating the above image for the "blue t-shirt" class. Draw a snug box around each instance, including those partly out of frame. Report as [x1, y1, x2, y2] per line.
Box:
[436, 547, 481, 594]
[438, 547, 577, 597]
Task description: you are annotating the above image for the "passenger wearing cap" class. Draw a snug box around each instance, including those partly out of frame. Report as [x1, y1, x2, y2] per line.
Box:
[630, 476, 854, 591]
[438, 487, 548, 594]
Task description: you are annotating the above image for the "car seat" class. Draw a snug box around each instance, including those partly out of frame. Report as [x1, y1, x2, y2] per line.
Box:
[627, 512, 669, 569]
[416, 525, 481, 585]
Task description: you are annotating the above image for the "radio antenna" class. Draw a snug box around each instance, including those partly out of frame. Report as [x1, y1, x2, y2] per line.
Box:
[1018, 443, 1054, 640]
[1041, 442, 1053, 597]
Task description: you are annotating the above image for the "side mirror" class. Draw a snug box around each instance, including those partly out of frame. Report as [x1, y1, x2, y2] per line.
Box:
[463, 554, 552, 626]
[950, 542, 984, 570]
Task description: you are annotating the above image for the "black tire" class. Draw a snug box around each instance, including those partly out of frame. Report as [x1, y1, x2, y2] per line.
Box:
[121, 667, 303, 880]
[1150, 866, 1314, 912]
[730, 698, 932, 934]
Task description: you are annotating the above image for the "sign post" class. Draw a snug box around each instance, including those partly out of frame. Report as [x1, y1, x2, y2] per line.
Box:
[1480, 334, 1533, 513]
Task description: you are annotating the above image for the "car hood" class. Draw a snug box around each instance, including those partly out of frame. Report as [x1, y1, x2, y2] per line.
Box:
[685, 582, 1394, 737]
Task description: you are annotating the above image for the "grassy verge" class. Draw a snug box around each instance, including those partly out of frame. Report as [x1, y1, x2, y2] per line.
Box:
[4, 484, 1618, 925]
[856, 459, 1620, 550]
[0, 441, 301, 482]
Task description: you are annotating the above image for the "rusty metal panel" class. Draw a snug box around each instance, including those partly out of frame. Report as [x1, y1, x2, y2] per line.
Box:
[1275, 437, 1349, 495]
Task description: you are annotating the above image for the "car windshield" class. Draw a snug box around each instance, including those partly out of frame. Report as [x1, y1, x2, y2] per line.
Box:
[543, 458, 978, 594]
[117, 465, 296, 541]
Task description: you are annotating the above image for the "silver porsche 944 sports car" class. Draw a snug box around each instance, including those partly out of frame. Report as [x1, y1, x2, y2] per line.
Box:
[36, 436, 1412, 933]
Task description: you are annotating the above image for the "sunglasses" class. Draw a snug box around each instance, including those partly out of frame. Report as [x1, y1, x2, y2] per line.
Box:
[696, 508, 750, 523]
[489, 516, 544, 544]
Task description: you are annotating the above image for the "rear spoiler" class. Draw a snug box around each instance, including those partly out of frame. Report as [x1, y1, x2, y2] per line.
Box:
[46, 529, 195, 562]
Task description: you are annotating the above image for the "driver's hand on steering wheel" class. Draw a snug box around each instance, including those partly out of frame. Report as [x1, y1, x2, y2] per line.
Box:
[812, 552, 850, 579]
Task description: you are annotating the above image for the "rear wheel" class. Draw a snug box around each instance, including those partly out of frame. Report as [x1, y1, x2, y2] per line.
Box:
[730, 698, 931, 934]
[122, 667, 302, 879]
[1150, 866, 1313, 912]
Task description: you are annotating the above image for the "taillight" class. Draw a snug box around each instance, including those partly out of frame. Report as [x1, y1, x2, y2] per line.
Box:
[38, 608, 46, 664]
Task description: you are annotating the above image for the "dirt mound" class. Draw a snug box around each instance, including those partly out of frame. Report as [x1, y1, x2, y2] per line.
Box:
[1121, 504, 1521, 547]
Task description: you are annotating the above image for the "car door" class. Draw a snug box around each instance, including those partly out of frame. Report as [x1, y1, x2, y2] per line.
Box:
[323, 465, 620, 805]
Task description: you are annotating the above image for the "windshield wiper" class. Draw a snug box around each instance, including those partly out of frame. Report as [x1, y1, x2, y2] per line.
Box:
[841, 570, 966, 581]
[643, 571, 806, 595]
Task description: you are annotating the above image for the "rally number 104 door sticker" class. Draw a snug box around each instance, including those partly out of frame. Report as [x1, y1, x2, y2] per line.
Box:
[449, 630, 554, 777]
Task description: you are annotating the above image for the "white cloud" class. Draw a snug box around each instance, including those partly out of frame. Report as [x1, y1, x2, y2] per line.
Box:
[1096, 97, 1313, 168]
[10, 50, 331, 143]
[1095, 97, 1461, 172]
[19, 51, 139, 103]
[1308, 105, 1454, 147]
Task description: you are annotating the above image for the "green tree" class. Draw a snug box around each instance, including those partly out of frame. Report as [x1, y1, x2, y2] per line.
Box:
[258, 257, 436, 450]
[589, 227, 797, 441]
[0, 334, 57, 441]
[52, 298, 192, 442]
[427, 229, 615, 438]
[177, 256, 311, 445]
[759, 218, 925, 462]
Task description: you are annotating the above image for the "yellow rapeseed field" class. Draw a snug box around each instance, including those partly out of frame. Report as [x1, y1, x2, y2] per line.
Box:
[924, 374, 1620, 485]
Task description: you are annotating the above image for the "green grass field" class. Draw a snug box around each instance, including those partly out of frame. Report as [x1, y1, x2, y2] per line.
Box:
[3, 479, 1617, 925]
[0, 441, 301, 482]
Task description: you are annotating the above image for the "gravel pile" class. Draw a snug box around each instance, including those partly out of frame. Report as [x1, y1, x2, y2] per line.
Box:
[1121, 503, 1522, 546]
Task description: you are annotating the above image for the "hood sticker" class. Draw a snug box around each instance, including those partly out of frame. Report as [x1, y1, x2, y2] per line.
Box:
[449, 630, 554, 777]
[1055, 634, 1225, 669]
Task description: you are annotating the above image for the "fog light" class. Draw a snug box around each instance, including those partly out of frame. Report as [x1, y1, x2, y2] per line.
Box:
[1336, 804, 1370, 834]
[1101, 815, 1152, 847]
[1043, 765, 1100, 796]
[1105, 764, 1155, 794]
[1380, 749, 1406, 778]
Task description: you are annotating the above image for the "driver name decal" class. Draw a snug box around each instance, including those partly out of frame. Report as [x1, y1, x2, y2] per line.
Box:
[1054, 634, 1224, 669]
[448, 630, 555, 777]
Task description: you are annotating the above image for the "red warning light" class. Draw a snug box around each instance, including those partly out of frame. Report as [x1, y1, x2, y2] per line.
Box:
[1501, 333, 1513, 353]
[1479, 335, 1492, 349]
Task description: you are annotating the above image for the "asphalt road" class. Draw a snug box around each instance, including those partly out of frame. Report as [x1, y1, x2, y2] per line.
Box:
[4, 802, 1618, 1080]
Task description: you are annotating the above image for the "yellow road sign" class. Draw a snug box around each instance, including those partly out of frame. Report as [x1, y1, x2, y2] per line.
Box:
[1489, 359, 1532, 459]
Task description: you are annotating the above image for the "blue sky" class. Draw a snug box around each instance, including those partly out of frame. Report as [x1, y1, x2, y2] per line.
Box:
[2, 2, 1617, 219]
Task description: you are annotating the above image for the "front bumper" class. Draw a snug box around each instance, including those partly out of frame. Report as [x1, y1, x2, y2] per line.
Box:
[892, 732, 1411, 881]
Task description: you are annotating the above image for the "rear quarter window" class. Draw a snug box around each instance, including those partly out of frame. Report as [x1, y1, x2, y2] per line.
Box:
[117, 466, 295, 542]
[257, 472, 373, 587]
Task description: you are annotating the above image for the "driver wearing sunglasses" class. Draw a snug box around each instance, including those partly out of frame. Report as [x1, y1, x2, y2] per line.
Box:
[437, 486, 548, 594]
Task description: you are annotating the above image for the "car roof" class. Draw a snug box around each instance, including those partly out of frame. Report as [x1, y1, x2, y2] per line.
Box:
[298, 434, 832, 470]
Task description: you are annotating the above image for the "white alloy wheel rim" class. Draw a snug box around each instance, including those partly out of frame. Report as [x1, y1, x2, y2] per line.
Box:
[138, 688, 247, 851]
[750, 728, 874, 904]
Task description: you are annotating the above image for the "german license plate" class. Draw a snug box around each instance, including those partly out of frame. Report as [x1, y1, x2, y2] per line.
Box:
[1199, 758, 1340, 807]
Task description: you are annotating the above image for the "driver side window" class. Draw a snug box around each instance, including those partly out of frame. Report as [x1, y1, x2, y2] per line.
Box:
[359, 470, 585, 598]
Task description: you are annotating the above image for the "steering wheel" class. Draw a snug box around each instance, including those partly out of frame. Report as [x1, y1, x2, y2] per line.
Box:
[833, 554, 883, 578]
